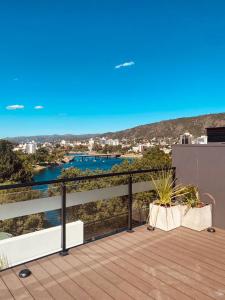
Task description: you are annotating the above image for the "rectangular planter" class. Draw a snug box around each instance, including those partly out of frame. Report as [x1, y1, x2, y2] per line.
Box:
[181, 204, 212, 231]
[0, 220, 84, 268]
[149, 203, 181, 231]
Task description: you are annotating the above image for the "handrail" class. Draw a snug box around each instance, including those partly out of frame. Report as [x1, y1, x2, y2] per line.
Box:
[0, 167, 176, 267]
[0, 167, 175, 190]
[0, 180, 160, 220]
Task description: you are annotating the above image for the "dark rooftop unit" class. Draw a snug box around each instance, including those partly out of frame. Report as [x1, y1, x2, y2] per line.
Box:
[207, 126, 225, 143]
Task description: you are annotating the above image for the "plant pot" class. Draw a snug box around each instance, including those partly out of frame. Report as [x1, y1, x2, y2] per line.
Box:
[149, 203, 181, 231]
[181, 204, 212, 231]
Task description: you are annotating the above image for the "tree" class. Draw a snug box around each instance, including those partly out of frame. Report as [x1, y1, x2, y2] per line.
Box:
[141, 146, 171, 168]
[0, 140, 32, 183]
[92, 143, 103, 152]
[34, 148, 49, 164]
[0, 214, 45, 236]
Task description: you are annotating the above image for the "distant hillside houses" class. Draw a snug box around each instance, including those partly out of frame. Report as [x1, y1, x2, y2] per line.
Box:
[179, 132, 208, 145]
[13, 141, 37, 154]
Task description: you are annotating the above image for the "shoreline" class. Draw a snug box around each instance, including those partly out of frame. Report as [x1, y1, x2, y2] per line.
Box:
[33, 154, 136, 177]
[121, 153, 142, 158]
[33, 165, 47, 172]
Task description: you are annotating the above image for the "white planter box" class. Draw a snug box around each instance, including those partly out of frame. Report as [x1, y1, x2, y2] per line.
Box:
[181, 204, 212, 231]
[0, 220, 83, 268]
[149, 203, 181, 231]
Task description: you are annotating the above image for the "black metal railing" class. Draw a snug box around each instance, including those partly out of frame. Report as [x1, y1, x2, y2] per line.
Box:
[0, 167, 176, 259]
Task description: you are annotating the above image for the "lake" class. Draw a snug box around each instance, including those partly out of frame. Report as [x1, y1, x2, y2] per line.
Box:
[33, 155, 132, 226]
[34, 155, 131, 182]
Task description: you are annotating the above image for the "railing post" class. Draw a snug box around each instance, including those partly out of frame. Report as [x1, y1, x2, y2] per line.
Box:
[172, 167, 176, 203]
[127, 175, 134, 233]
[172, 167, 176, 188]
[60, 182, 69, 256]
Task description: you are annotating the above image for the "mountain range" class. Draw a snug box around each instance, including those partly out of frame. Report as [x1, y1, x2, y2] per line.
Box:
[5, 113, 225, 143]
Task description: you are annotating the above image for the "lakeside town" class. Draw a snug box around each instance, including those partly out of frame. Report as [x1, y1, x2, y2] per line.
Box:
[6, 132, 207, 173]
[12, 132, 208, 156]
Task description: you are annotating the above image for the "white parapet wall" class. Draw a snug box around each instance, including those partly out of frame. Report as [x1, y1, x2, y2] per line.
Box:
[0, 220, 83, 268]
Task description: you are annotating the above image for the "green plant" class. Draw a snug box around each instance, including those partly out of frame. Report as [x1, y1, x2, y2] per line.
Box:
[0, 254, 8, 270]
[181, 185, 215, 211]
[151, 171, 188, 206]
[181, 185, 201, 208]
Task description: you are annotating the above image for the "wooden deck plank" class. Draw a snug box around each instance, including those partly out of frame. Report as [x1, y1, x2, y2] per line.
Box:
[159, 232, 225, 272]
[176, 228, 225, 255]
[26, 261, 73, 300]
[2, 226, 225, 299]
[74, 247, 153, 300]
[0, 278, 14, 300]
[13, 264, 53, 300]
[0, 269, 33, 299]
[127, 232, 225, 287]
[59, 254, 113, 300]
[80, 243, 174, 300]
[164, 232, 225, 271]
[95, 239, 192, 300]
[129, 229, 225, 285]
[66, 251, 132, 300]
[37, 256, 92, 300]
[49, 254, 112, 300]
[101, 235, 213, 300]
[115, 233, 224, 299]
[136, 227, 225, 277]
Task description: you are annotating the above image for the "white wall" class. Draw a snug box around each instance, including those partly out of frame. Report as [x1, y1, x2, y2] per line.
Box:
[0, 220, 83, 268]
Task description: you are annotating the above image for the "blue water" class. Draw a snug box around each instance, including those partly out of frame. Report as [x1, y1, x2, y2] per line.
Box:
[33, 155, 132, 226]
[34, 155, 130, 182]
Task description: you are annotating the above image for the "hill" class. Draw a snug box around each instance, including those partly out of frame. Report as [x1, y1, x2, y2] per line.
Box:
[4, 113, 225, 143]
[102, 113, 225, 140]
[6, 134, 100, 144]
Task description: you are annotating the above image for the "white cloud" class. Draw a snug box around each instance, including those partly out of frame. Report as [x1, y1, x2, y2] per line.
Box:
[34, 105, 44, 110]
[6, 104, 24, 110]
[115, 61, 135, 69]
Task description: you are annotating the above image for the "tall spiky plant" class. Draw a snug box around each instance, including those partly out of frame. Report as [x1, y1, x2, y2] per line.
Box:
[151, 171, 188, 206]
[147, 171, 189, 229]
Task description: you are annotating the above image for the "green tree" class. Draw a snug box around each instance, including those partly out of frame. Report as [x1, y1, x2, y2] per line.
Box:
[0, 140, 32, 183]
[92, 143, 103, 152]
[34, 148, 49, 164]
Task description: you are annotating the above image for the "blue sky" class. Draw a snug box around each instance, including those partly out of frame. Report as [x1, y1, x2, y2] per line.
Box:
[1, 0, 225, 137]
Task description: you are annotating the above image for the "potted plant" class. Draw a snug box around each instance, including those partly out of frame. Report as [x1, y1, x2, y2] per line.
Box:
[148, 171, 187, 231]
[180, 186, 214, 231]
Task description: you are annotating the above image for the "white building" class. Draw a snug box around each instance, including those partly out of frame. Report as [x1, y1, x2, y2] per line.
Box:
[132, 146, 139, 153]
[100, 137, 106, 146]
[25, 141, 37, 154]
[88, 138, 95, 151]
[110, 139, 119, 146]
[73, 141, 82, 146]
[60, 140, 66, 146]
[106, 139, 113, 146]
[105, 139, 119, 146]
[132, 144, 148, 153]
[179, 132, 193, 144]
[13, 143, 26, 152]
[195, 135, 208, 144]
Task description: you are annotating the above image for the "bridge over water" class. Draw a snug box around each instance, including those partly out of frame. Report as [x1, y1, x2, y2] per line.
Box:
[70, 153, 121, 161]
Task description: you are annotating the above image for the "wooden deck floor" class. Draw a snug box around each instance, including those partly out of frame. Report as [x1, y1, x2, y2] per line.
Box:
[1, 225, 225, 300]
